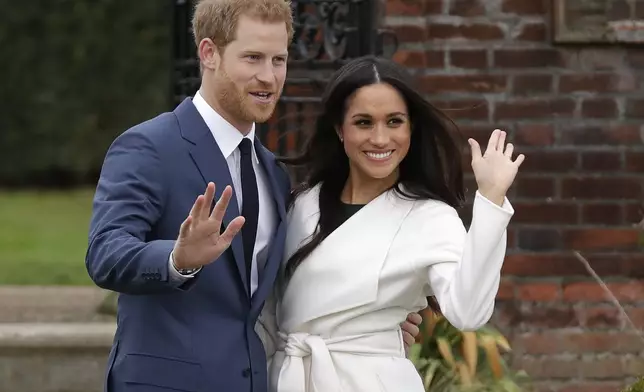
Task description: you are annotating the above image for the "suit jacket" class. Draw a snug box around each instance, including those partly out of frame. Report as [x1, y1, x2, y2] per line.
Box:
[262, 184, 513, 391]
[86, 98, 290, 392]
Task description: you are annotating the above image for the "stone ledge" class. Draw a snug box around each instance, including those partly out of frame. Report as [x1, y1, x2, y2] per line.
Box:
[0, 322, 116, 348]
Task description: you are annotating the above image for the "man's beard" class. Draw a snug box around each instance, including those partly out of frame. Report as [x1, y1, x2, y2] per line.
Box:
[215, 67, 279, 126]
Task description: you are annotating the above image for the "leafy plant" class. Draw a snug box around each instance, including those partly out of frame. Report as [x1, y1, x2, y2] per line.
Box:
[623, 377, 644, 392]
[409, 308, 532, 392]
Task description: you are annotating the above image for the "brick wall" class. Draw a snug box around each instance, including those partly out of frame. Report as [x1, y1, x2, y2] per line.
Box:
[385, 0, 644, 390]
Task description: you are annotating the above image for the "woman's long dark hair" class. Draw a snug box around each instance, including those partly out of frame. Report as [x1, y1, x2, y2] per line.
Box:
[280, 56, 466, 306]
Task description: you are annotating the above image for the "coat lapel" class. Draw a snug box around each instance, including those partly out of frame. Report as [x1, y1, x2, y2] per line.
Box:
[278, 186, 414, 331]
[173, 98, 249, 298]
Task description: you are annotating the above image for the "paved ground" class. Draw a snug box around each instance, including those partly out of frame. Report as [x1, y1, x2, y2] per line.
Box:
[0, 286, 115, 323]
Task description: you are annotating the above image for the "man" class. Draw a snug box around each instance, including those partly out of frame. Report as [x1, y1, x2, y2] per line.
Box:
[86, 1, 421, 391]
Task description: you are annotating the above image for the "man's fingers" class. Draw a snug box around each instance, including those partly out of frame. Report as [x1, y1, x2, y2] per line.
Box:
[178, 215, 192, 239]
[401, 328, 416, 348]
[215, 216, 245, 251]
[514, 153, 526, 167]
[201, 182, 216, 220]
[189, 195, 204, 222]
[211, 185, 233, 223]
[407, 312, 423, 327]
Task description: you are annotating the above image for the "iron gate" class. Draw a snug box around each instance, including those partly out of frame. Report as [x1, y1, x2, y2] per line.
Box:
[171, 0, 398, 158]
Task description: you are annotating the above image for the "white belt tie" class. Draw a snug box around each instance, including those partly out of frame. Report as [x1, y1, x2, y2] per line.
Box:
[275, 329, 404, 392]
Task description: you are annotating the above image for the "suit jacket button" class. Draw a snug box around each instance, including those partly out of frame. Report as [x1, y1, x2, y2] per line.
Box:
[242, 368, 251, 378]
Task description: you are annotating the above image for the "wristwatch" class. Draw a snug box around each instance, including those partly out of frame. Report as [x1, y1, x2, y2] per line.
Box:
[171, 252, 199, 276]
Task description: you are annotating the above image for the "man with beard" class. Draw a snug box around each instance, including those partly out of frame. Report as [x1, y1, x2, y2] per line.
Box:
[86, 1, 421, 391]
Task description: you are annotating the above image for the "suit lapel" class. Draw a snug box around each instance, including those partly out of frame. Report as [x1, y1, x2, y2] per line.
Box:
[174, 98, 249, 298]
[252, 141, 287, 305]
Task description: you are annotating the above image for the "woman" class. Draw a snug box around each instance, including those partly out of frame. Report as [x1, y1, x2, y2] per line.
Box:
[264, 56, 524, 391]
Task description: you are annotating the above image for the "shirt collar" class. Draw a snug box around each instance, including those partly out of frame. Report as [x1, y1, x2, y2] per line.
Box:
[192, 90, 259, 163]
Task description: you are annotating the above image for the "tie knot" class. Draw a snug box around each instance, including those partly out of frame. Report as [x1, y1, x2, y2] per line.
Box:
[239, 138, 253, 156]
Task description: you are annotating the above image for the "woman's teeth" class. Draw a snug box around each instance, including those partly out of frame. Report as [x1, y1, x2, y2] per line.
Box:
[365, 151, 393, 160]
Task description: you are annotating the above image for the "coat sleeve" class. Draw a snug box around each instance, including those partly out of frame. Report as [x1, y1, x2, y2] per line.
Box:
[85, 128, 197, 295]
[416, 192, 514, 331]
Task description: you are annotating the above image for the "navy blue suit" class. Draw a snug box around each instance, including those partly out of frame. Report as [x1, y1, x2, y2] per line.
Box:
[86, 98, 289, 392]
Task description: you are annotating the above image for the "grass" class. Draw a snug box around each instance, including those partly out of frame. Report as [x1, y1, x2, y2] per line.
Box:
[0, 188, 95, 285]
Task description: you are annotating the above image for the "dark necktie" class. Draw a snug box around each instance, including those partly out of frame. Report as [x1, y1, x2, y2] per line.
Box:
[238, 138, 258, 293]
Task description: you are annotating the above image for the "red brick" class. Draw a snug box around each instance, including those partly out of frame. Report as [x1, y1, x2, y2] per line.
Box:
[561, 177, 642, 199]
[517, 228, 562, 251]
[581, 98, 619, 118]
[501, 253, 644, 278]
[420, 74, 506, 93]
[502, 254, 583, 276]
[563, 228, 640, 251]
[513, 332, 562, 355]
[559, 74, 635, 93]
[386, 0, 426, 15]
[580, 306, 622, 328]
[624, 203, 644, 225]
[514, 176, 557, 198]
[512, 74, 553, 95]
[449, 0, 485, 16]
[428, 22, 505, 40]
[494, 49, 563, 68]
[516, 22, 547, 41]
[514, 331, 644, 356]
[563, 280, 644, 303]
[625, 151, 644, 171]
[514, 124, 555, 146]
[393, 49, 444, 68]
[558, 124, 642, 146]
[449, 49, 487, 69]
[507, 228, 517, 249]
[496, 302, 579, 328]
[390, 25, 426, 43]
[495, 98, 575, 120]
[581, 203, 623, 225]
[514, 203, 578, 224]
[514, 357, 581, 380]
[625, 98, 644, 117]
[458, 125, 494, 144]
[517, 282, 561, 301]
[432, 99, 489, 121]
[519, 150, 577, 173]
[580, 151, 622, 171]
[501, 0, 547, 15]
[497, 279, 515, 300]
[627, 307, 644, 327]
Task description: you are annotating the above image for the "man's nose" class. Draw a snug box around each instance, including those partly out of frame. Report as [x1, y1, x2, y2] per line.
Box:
[255, 61, 275, 85]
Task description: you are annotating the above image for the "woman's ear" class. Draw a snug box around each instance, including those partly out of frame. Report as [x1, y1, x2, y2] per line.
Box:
[335, 126, 343, 142]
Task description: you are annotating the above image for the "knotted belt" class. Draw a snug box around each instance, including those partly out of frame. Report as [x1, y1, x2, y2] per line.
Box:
[274, 328, 404, 392]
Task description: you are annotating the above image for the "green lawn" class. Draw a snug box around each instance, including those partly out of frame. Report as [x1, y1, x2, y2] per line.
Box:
[0, 188, 96, 285]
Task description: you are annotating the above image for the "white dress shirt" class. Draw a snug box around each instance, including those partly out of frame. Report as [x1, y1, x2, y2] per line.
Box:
[169, 91, 278, 295]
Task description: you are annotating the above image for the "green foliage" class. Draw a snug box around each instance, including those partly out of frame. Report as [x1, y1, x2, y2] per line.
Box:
[0, 0, 172, 187]
[623, 378, 644, 392]
[409, 309, 533, 392]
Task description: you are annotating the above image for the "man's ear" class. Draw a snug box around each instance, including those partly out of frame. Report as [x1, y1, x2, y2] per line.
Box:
[198, 38, 220, 71]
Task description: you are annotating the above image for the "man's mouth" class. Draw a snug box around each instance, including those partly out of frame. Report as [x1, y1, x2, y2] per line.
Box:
[249, 92, 274, 103]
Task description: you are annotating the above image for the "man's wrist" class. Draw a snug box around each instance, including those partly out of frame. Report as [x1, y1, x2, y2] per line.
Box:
[170, 251, 200, 276]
